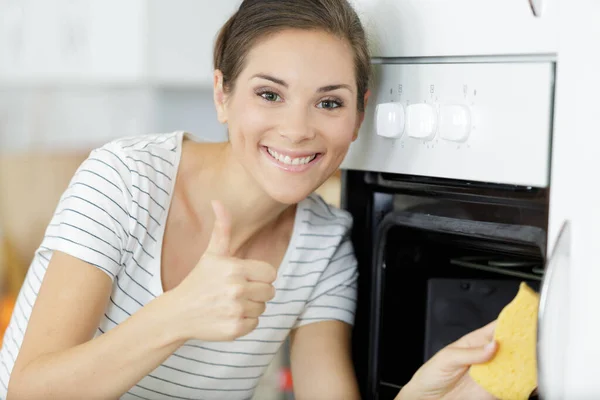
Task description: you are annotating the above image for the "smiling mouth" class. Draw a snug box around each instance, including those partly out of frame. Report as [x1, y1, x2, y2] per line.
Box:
[265, 147, 319, 166]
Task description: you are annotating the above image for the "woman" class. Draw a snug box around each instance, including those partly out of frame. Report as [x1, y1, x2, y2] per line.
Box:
[0, 0, 498, 399]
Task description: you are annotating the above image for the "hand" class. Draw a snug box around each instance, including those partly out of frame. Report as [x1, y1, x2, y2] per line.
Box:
[167, 200, 277, 342]
[398, 320, 499, 400]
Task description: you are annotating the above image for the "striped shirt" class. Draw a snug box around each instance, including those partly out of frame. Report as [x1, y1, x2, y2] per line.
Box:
[0, 131, 358, 400]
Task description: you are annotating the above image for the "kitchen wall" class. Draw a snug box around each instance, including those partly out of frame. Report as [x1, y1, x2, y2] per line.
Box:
[0, 86, 226, 152]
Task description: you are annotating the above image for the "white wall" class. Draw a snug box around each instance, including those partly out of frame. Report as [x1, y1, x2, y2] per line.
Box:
[0, 0, 234, 154]
[0, 87, 226, 153]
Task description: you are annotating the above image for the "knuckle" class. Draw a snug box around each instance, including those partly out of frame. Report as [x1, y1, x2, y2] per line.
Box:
[268, 285, 276, 300]
[263, 263, 277, 282]
[245, 318, 259, 333]
[227, 262, 242, 277]
[268, 269, 277, 283]
[228, 303, 244, 319]
[230, 321, 243, 337]
[228, 283, 244, 299]
[258, 302, 267, 315]
[228, 319, 252, 339]
[223, 326, 239, 341]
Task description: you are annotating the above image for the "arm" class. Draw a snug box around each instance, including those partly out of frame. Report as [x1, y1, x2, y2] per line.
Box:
[289, 320, 360, 400]
[7, 251, 186, 400]
[288, 235, 359, 399]
[8, 197, 275, 399]
[7, 145, 186, 399]
[287, 206, 360, 399]
[289, 320, 419, 400]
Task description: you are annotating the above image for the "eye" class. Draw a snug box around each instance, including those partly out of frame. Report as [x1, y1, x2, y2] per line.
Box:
[257, 90, 282, 102]
[317, 98, 343, 110]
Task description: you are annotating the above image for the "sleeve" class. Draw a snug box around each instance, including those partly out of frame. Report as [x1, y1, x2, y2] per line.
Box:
[293, 237, 358, 328]
[38, 144, 132, 281]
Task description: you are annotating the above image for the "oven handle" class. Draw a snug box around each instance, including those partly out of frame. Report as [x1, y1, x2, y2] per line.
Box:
[537, 220, 571, 400]
[365, 172, 548, 210]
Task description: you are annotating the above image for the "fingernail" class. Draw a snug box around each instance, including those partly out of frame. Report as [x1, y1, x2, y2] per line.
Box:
[485, 341, 496, 351]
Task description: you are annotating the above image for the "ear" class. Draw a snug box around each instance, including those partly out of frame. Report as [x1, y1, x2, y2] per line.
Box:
[353, 89, 371, 141]
[213, 69, 228, 124]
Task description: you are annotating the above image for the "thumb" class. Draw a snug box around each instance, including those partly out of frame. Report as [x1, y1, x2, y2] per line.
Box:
[442, 341, 498, 369]
[206, 200, 231, 256]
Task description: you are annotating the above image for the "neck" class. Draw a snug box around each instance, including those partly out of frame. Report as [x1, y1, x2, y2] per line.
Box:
[191, 142, 293, 255]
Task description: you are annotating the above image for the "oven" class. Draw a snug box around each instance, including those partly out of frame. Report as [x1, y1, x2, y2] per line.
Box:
[341, 1, 600, 399]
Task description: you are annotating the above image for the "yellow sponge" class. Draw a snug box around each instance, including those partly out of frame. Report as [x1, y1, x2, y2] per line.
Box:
[469, 282, 539, 400]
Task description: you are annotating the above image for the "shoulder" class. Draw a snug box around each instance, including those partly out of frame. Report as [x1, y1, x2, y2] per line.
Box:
[293, 193, 354, 259]
[64, 131, 184, 221]
[78, 131, 184, 193]
[289, 195, 358, 329]
[109, 131, 183, 154]
[301, 192, 353, 232]
[92, 131, 182, 173]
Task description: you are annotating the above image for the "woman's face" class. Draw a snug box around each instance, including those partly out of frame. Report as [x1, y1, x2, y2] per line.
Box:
[214, 28, 367, 205]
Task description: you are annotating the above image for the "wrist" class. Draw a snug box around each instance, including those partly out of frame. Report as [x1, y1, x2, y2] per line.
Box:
[147, 291, 191, 346]
[395, 382, 419, 400]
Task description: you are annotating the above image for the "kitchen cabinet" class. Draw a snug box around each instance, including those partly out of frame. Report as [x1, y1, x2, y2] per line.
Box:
[0, 0, 240, 86]
[147, 0, 239, 86]
[0, 0, 146, 84]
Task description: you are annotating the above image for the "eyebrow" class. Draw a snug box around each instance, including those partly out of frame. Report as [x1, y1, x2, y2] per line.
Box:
[251, 74, 353, 93]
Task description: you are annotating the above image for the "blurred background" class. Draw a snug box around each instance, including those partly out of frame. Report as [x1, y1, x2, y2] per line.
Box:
[0, 1, 342, 398]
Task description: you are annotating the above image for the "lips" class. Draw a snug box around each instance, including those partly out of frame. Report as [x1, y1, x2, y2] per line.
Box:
[261, 146, 322, 172]
[266, 147, 317, 165]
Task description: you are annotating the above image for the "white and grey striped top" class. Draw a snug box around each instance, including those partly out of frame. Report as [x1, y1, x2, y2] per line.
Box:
[0, 131, 358, 400]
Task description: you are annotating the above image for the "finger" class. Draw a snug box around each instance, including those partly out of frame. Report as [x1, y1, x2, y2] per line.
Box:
[453, 320, 497, 348]
[235, 317, 259, 338]
[242, 261, 277, 284]
[244, 282, 276, 302]
[241, 300, 267, 318]
[206, 200, 231, 256]
[442, 340, 498, 369]
[479, 319, 497, 338]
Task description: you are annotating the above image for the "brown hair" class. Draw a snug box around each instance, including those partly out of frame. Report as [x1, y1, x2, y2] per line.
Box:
[213, 0, 371, 112]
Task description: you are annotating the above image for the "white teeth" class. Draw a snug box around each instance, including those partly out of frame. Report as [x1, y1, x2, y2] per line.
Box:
[267, 147, 317, 166]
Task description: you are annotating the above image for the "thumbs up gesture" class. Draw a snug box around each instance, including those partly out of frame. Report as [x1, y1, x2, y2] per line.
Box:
[169, 200, 277, 342]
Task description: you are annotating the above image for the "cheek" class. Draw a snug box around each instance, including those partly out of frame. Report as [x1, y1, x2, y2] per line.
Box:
[322, 116, 357, 148]
[227, 98, 272, 146]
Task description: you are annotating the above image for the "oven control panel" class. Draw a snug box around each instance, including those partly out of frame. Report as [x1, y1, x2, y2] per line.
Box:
[377, 102, 471, 142]
[341, 62, 554, 188]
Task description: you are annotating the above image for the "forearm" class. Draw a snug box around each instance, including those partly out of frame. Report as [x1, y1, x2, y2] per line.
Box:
[290, 321, 361, 400]
[8, 292, 186, 400]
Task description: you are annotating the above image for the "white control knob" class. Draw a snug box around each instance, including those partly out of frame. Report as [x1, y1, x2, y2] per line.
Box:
[439, 104, 471, 142]
[375, 102, 405, 139]
[406, 103, 437, 140]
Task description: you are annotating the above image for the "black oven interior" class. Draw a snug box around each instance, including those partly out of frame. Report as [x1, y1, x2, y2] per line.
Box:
[342, 171, 548, 400]
[376, 222, 543, 399]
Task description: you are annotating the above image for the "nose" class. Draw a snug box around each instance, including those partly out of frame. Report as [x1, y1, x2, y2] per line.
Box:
[277, 106, 316, 143]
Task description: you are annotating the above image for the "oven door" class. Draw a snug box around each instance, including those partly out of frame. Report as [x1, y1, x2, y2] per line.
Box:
[341, 170, 550, 399]
[368, 205, 547, 399]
